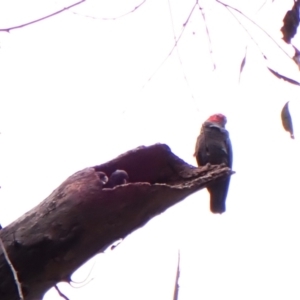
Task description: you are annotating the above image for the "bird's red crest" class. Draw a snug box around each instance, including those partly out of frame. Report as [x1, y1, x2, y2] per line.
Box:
[207, 114, 227, 126]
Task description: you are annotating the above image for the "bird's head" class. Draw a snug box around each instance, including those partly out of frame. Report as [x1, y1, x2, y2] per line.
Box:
[207, 114, 227, 127]
[96, 171, 109, 185]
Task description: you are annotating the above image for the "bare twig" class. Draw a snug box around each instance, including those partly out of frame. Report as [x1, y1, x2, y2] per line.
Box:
[197, 4, 216, 70]
[0, 237, 24, 300]
[256, 0, 268, 13]
[221, 3, 299, 86]
[223, 6, 267, 59]
[142, 1, 198, 89]
[54, 285, 70, 300]
[69, 277, 94, 288]
[167, 0, 186, 73]
[69, 258, 96, 288]
[71, 0, 147, 20]
[173, 250, 181, 300]
[215, 0, 291, 59]
[167, 0, 197, 102]
[0, 0, 86, 32]
[223, 7, 282, 83]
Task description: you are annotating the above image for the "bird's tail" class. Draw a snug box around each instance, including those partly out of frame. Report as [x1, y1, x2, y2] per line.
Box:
[208, 179, 230, 214]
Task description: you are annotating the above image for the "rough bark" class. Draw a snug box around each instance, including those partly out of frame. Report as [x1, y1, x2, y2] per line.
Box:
[0, 143, 232, 300]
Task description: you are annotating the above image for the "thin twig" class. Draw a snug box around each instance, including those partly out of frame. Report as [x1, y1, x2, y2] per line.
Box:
[173, 250, 180, 300]
[256, 0, 268, 13]
[69, 277, 94, 288]
[224, 7, 267, 59]
[223, 5, 298, 85]
[0, 0, 86, 32]
[69, 258, 96, 288]
[167, 0, 197, 102]
[54, 285, 70, 300]
[197, 4, 216, 70]
[142, 1, 198, 89]
[215, 0, 291, 59]
[71, 0, 147, 21]
[0, 237, 24, 300]
[224, 8, 267, 79]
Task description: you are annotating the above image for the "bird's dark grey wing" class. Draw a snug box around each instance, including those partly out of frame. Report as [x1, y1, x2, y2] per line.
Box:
[194, 126, 208, 166]
[203, 124, 229, 165]
[225, 130, 233, 168]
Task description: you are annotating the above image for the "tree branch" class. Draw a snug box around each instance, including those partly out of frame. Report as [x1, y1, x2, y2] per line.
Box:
[197, 3, 216, 70]
[71, 0, 147, 20]
[54, 285, 69, 300]
[0, 0, 86, 32]
[173, 250, 180, 300]
[167, 0, 196, 101]
[0, 238, 24, 300]
[215, 0, 291, 59]
[0, 143, 233, 300]
[141, 1, 198, 89]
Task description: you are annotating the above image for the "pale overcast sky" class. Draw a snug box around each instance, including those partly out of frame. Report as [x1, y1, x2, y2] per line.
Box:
[1, 0, 300, 299]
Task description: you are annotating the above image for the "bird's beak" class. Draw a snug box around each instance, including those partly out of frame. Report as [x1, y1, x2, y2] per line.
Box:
[102, 175, 109, 185]
[96, 172, 109, 185]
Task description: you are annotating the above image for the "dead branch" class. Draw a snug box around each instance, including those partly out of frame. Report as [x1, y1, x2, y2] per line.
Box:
[141, 2, 197, 89]
[71, 0, 147, 20]
[0, 143, 232, 300]
[0, 238, 24, 299]
[0, 0, 86, 32]
[167, 0, 196, 102]
[54, 285, 69, 300]
[197, 4, 216, 70]
[173, 250, 180, 300]
[215, 0, 291, 59]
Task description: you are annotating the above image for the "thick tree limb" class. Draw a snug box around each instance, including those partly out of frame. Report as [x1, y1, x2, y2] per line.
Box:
[0, 143, 232, 300]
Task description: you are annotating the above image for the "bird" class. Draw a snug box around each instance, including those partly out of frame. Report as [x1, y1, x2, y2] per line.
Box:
[96, 171, 109, 186]
[105, 170, 129, 188]
[194, 113, 233, 214]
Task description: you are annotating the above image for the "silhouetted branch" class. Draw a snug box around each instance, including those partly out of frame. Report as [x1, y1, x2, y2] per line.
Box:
[71, 0, 147, 20]
[197, 3, 216, 70]
[0, 144, 233, 300]
[173, 250, 180, 300]
[0, 0, 86, 32]
[219, 4, 299, 85]
[54, 285, 69, 300]
[0, 238, 23, 299]
[167, 0, 196, 102]
[224, 7, 267, 60]
[215, 0, 291, 59]
[142, 2, 198, 88]
[256, 0, 268, 13]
